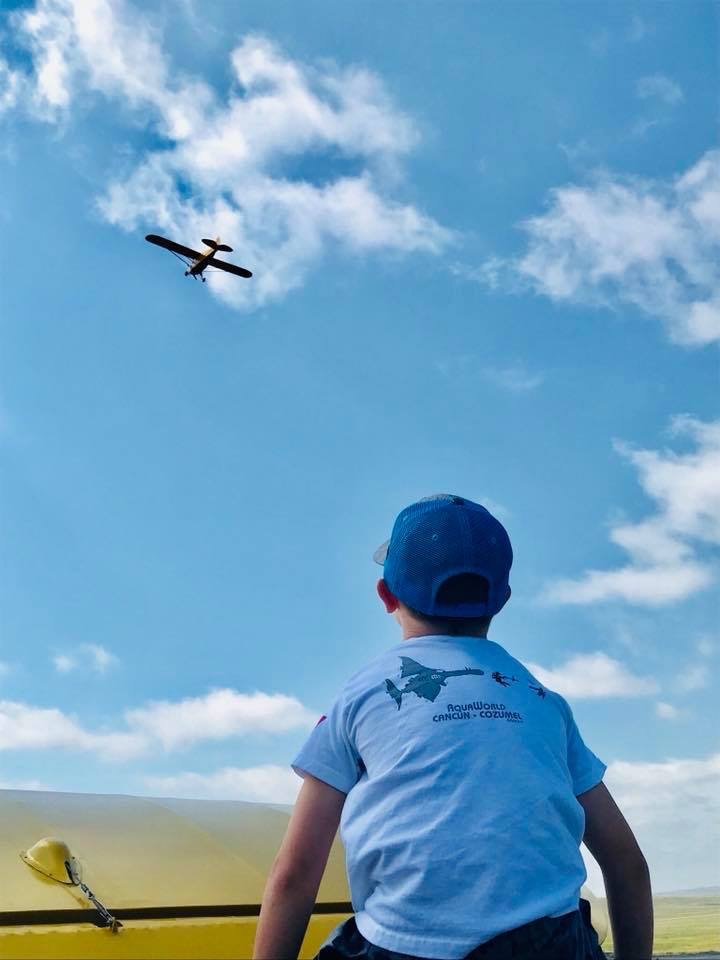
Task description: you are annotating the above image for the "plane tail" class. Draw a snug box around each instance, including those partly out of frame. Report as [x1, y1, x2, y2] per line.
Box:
[201, 238, 233, 253]
[385, 679, 403, 710]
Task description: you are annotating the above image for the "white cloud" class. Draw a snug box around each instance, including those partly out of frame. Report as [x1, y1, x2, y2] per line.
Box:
[697, 636, 716, 658]
[477, 150, 720, 347]
[477, 496, 512, 522]
[0, 700, 144, 758]
[0, 778, 51, 790]
[584, 16, 651, 60]
[0, 687, 316, 759]
[53, 654, 76, 673]
[480, 365, 544, 393]
[605, 754, 720, 892]
[436, 353, 543, 393]
[15, 0, 194, 121]
[145, 764, 300, 803]
[583, 753, 720, 894]
[636, 74, 684, 106]
[627, 15, 650, 43]
[83, 644, 117, 673]
[449, 258, 517, 290]
[0, 58, 21, 113]
[53, 644, 118, 674]
[655, 701, 679, 719]
[526, 652, 658, 699]
[125, 689, 317, 750]
[546, 561, 713, 607]
[608, 753, 720, 827]
[435, 352, 473, 377]
[677, 664, 709, 693]
[546, 417, 720, 606]
[10, 0, 451, 309]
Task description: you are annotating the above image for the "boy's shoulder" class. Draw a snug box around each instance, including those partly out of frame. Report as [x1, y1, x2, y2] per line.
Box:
[336, 637, 570, 715]
[337, 643, 406, 698]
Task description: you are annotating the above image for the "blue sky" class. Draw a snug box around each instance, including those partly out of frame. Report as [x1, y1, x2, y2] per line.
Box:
[0, 1, 718, 894]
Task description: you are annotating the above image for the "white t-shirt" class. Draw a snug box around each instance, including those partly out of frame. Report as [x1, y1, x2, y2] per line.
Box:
[293, 635, 606, 959]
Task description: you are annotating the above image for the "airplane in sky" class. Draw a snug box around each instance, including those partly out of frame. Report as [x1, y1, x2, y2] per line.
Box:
[145, 235, 252, 282]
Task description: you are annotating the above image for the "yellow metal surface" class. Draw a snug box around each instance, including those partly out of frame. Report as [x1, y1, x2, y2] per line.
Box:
[583, 890, 608, 944]
[1, 789, 348, 912]
[1, 788, 607, 957]
[0, 915, 347, 960]
[20, 839, 76, 885]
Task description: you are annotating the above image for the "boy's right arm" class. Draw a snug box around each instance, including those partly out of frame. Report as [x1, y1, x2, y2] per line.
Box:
[578, 782, 653, 960]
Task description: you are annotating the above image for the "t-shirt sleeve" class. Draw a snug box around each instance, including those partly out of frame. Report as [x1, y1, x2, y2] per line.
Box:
[292, 695, 362, 795]
[563, 700, 607, 796]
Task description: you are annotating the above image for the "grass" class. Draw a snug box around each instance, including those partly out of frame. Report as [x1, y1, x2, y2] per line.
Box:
[601, 896, 720, 956]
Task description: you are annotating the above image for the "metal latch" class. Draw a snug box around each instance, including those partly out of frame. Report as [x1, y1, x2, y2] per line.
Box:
[65, 857, 122, 932]
[20, 837, 122, 933]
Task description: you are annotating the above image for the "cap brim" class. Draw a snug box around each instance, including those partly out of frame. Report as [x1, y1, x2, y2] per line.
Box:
[373, 540, 389, 565]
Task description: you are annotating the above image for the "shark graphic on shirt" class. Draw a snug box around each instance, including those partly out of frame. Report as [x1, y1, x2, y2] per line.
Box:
[384, 657, 485, 709]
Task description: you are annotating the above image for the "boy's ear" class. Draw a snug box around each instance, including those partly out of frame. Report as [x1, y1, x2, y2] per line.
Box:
[495, 585, 511, 614]
[377, 579, 400, 614]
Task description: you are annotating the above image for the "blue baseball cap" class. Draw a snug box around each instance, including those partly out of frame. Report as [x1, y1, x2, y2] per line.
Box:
[373, 494, 513, 618]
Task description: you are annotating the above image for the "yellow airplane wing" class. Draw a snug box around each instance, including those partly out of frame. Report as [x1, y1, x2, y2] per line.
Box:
[4, 788, 349, 959]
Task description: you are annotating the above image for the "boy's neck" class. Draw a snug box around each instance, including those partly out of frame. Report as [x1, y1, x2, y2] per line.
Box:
[391, 599, 493, 641]
[400, 623, 489, 641]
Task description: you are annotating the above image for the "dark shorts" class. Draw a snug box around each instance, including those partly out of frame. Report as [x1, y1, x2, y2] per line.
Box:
[315, 899, 606, 960]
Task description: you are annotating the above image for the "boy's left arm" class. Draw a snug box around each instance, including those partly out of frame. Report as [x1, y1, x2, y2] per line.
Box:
[253, 773, 346, 960]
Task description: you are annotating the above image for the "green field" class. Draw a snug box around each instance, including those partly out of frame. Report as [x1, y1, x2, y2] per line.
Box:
[601, 896, 720, 956]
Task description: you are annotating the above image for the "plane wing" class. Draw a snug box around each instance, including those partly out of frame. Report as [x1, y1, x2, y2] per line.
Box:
[413, 680, 443, 702]
[444, 668, 485, 679]
[207, 256, 253, 278]
[400, 657, 430, 678]
[145, 235, 202, 261]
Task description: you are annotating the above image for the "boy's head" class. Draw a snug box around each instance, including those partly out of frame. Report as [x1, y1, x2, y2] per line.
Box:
[374, 494, 513, 637]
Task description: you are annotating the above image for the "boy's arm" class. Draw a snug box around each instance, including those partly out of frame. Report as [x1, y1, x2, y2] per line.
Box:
[253, 773, 346, 960]
[578, 781, 653, 960]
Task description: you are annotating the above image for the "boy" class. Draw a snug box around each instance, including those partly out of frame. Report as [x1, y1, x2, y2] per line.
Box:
[254, 495, 653, 960]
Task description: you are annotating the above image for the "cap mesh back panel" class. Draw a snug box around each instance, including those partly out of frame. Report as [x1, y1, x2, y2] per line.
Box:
[390, 499, 511, 613]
